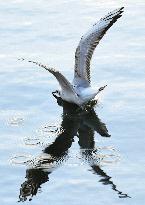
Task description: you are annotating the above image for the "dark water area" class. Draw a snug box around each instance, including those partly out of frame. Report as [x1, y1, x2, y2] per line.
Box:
[0, 0, 145, 204]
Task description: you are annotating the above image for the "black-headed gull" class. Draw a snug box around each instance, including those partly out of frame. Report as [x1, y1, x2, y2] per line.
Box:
[20, 7, 124, 107]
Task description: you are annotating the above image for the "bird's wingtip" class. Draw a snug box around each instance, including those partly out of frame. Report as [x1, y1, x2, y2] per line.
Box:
[119, 7, 124, 13]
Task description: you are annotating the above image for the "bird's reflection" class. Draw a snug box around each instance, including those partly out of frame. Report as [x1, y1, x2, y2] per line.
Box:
[19, 97, 130, 201]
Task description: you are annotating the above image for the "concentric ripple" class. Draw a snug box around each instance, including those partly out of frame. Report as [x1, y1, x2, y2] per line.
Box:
[81, 146, 121, 166]
[7, 116, 24, 126]
[10, 154, 32, 165]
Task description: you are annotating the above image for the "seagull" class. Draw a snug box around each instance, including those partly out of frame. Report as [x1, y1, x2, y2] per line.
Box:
[20, 7, 124, 107]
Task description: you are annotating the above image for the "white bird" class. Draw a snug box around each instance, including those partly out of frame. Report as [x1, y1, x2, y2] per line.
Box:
[21, 7, 124, 107]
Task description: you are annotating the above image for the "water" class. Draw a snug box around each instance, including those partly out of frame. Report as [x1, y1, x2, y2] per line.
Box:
[0, 0, 145, 204]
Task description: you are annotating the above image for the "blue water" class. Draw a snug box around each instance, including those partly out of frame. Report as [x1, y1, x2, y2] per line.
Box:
[0, 0, 145, 204]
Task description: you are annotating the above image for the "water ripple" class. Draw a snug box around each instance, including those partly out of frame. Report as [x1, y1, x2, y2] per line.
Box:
[36, 123, 63, 135]
[24, 137, 51, 148]
[10, 154, 32, 165]
[7, 116, 24, 126]
[23, 123, 64, 147]
[81, 146, 121, 166]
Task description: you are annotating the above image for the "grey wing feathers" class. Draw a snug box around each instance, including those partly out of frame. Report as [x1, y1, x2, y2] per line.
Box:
[20, 59, 77, 96]
[74, 7, 124, 87]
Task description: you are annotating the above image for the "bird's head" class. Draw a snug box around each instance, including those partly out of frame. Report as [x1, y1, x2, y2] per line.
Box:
[52, 90, 61, 98]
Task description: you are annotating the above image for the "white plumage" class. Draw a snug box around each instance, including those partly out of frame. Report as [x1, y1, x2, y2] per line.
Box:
[21, 7, 124, 107]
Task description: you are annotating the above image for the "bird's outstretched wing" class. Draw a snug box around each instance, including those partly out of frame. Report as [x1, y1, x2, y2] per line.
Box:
[19, 59, 77, 97]
[74, 7, 124, 87]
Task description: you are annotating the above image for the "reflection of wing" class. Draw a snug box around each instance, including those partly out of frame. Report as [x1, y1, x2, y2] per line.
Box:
[91, 165, 130, 198]
[74, 7, 124, 87]
[19, 169, 49, 202]
[44, 117, 78, 157]
[19, 106, 79, 202]
[83, 110, 110, 137]
[78, 123, 95, 149]
[77, 111, 130, 199]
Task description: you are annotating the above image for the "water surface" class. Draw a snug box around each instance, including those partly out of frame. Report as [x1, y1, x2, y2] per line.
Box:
[0, 0, 145, 204]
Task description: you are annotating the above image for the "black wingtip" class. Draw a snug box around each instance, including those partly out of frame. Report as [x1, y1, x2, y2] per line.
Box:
[117, 7, 124, 18]
[120, 7, 124, 13]
[120, 6, 124, 10]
